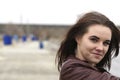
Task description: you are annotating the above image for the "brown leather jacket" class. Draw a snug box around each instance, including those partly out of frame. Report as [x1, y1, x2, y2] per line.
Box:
[60, 55, 120, 80]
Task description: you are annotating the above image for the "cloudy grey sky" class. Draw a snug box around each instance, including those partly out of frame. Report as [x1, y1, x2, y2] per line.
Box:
[0, 0, 120, 25]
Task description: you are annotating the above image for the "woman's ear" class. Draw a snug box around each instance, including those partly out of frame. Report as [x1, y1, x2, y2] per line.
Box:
[75, 36, 81, 44]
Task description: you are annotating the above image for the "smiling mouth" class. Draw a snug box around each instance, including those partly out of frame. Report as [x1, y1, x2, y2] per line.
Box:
[93, 53, 103, 57]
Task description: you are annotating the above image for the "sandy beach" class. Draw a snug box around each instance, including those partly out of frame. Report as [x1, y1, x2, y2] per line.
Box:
[0, 41, 59, 80]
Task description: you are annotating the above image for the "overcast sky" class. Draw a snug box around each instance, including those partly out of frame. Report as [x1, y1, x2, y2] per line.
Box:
[0, 0, 120, 25]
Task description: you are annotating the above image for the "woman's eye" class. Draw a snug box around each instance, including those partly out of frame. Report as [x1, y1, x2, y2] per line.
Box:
[103, 42, 110, 46]
[90, 38, 98, 42]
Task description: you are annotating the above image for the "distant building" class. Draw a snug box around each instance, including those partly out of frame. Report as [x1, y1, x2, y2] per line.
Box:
[0, 23, 72, 40]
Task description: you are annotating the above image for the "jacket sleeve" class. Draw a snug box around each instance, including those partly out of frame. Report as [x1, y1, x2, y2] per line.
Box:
[60, 65, 120, 80]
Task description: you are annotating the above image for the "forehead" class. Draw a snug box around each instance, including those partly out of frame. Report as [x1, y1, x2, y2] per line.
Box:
[85, 24, 112, 39]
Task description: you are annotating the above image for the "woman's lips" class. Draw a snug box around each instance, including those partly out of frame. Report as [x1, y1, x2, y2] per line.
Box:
[93, 53, 103, 57]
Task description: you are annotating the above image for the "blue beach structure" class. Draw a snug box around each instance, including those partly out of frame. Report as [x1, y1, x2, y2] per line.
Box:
[3, 34, 12, 45]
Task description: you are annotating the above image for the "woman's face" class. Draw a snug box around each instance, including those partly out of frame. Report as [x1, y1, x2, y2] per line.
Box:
[76, 24, 111, 66]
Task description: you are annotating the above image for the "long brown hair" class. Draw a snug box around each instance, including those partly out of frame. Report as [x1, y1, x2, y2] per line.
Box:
[56, 11, 120, 71]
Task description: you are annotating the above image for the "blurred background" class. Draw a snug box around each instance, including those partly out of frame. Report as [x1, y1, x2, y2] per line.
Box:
[0, 0, 120, 80]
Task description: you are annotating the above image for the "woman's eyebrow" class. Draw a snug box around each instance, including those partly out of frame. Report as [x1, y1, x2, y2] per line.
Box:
[90, 35, 99, 39]
[105, 40, 111, 43]
[90, 35, 111, 41]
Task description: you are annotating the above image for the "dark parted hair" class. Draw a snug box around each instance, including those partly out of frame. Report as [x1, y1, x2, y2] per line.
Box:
[56, 11, 120, 71]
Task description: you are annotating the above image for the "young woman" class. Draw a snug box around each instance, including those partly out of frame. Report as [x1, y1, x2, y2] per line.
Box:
[56, 11, 120, 80]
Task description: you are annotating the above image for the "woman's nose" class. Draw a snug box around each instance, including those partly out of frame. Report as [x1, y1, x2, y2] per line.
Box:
[96, 43, 104, 52]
